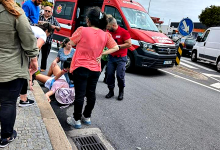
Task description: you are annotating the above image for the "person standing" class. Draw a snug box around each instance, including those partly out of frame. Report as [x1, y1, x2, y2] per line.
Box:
[0, 0, 39, 147]
[39, 6, 61, 72]
[61, 7, 119, 129]
[22, 0, 42, 25]
[105, 17, 131, 101]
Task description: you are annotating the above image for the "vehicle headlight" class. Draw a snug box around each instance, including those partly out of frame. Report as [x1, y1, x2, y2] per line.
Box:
[138, 41, 156, 52]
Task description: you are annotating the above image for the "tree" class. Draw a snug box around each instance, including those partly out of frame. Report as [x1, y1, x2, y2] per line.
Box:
[199, 5, 220, 27]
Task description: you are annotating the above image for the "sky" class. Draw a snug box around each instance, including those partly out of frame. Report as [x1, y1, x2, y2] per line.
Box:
[135, 0, 220, 25]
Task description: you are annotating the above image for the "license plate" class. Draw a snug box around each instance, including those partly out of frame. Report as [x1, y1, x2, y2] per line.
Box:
[163, 60, 172, 65]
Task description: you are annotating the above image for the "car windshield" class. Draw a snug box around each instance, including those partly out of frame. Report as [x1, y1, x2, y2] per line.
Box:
[121, 7, 159, 32]
[185, 39, 196, 44]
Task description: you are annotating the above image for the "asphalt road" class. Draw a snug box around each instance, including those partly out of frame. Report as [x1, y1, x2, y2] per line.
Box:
[38, 48, 220, 150]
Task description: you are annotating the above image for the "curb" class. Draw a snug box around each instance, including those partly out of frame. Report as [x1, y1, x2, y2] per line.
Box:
[32, 81, 77, 150]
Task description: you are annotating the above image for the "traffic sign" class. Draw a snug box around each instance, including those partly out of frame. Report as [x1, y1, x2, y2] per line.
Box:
[178, 18, 194, 36]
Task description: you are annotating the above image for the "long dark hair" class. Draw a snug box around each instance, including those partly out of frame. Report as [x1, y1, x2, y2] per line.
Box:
[61, 38, 70, 48]
[37, 23, 53, 34]
[86, 7, 107, 30]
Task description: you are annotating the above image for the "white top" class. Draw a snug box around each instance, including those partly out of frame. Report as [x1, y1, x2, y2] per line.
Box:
[31, 26, 47, 42]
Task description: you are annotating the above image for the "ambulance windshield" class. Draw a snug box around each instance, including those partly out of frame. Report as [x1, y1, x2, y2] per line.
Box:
[122, 7, 159, 32]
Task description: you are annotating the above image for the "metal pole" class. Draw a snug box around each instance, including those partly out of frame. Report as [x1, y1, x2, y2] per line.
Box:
[148, 0, 151, 14]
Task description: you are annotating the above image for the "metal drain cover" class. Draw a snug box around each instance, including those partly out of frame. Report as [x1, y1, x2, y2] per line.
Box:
[72, 134, 108, 150]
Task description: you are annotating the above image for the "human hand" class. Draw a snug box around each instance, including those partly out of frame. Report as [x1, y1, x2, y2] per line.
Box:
[29, 80, 34, 91]
[45, 94, 51, 102]
[97, 55, 102, 63]
[51, 25, 56, 29]
[50, 79, 55, 89]
[29, 57, 38, 75]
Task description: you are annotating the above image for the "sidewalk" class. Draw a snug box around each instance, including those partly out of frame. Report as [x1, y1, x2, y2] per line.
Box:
[3, 91, 53, 150]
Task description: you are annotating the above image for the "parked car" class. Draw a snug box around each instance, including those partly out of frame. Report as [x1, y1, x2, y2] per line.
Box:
[182, 38, 196, 56]
[191, 27, 220, 72]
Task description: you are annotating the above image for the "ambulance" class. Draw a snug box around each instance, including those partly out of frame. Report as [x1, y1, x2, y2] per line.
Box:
[52, 0, 177, 71]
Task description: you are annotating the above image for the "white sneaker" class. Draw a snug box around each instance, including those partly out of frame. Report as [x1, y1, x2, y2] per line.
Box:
[67, 117, 81, 129]
[82, 116, 91, 125]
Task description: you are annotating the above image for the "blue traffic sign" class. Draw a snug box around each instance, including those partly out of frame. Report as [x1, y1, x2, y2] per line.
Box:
[178, 18, 194, 36]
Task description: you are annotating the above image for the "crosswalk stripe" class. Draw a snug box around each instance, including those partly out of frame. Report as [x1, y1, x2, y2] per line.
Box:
[180, 59, 215, 72]
[180, 61, 198, 69]
[210, 83, 220, 89]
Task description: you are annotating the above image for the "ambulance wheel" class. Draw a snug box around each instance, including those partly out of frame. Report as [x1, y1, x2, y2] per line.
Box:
[126, 51, 134, 72]
[191, 50, 197, 62]
[216, 58, 220, 72]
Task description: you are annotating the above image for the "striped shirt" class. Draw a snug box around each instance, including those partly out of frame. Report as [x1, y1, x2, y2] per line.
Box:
[39, 15, 61, 44]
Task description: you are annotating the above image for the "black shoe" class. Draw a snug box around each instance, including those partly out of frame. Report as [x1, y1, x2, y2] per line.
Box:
[105, 89, 114, 99]
[117, 88, 124, 101]
[19, 98, 35, 107]
[0, 130, 17, 148]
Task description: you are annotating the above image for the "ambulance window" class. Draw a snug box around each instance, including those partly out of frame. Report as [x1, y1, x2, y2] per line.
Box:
[53, 2, 75, 20]
[104, 6, 126, 29]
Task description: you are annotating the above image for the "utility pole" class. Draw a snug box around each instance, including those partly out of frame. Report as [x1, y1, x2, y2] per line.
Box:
[148, 0, 151, 14]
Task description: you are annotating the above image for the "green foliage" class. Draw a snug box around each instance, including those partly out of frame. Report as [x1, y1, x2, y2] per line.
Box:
[41, 1, 53, 7]
[199, 5, 220, 27]
[16, 2, 21, 7]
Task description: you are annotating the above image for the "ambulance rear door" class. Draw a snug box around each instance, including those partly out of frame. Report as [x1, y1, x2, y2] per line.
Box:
[53, 0, 78, 42]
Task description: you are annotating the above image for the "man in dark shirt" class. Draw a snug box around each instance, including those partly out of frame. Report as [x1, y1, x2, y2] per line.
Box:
[38, 6, 61, 72]
[105, 17, 131, 100]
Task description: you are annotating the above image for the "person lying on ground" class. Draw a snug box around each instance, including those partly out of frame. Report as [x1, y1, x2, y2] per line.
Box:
[34, 59, 72, 102]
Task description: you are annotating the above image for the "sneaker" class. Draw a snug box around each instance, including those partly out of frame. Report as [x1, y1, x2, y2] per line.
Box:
[82, 116, 91, 125]
[0, 139, 9, 148]
[8, 130, 17, 142]
[19, 98, 35, 107]
[0, 130, 17, 148]
[67, 117, 81, 129]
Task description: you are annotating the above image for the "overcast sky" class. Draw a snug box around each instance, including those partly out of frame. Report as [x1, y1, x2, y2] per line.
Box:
[135, 0, 220, 25]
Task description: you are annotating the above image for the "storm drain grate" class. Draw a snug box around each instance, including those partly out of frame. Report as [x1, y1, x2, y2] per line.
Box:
[72, 134, 108, 150]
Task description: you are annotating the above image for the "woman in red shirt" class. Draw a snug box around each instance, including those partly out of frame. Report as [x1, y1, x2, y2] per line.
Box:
[66, 7, 119, 129]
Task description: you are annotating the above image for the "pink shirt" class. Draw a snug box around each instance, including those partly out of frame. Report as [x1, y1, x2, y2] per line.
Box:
[69, 27, 117, 73]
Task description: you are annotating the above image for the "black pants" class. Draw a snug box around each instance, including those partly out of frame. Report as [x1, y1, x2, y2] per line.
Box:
[20, 80, 28, 95]
[73, 67, 100, 121]
[41, 42, 51, 70]
[0, 78, 25, 138]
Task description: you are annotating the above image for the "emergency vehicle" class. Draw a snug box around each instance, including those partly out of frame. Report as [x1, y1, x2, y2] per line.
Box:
[52, 0, 177, 71]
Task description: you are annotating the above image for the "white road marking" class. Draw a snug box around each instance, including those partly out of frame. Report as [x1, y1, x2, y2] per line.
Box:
[180, 59, 215, 72]
[210, 83, 220, 89]
[159, 69, 220, 93]
[50, 50, 58, 53]
[202, 73, 220, 83]
[180, 61, 198, 69]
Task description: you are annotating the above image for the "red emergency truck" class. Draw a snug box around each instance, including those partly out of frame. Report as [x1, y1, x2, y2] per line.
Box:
[52, 0, 176, 71]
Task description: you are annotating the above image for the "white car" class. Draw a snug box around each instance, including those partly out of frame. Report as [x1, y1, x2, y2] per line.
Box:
[191, 27, 220, 72]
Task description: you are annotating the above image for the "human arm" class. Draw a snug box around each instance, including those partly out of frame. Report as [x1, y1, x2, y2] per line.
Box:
[69, 27, 83, 46]
[118, 39, 132, 49]
[52, 57, 60, 68]
[45, 91, 54, 102]
[52, 18, 61, 31]
[37, 38, 45, 49]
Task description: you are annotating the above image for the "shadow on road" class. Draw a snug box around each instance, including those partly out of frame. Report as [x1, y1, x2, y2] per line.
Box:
[127, 67, 167, 77]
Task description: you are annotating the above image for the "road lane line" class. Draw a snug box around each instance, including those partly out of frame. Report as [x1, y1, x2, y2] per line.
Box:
[210, 83, 220, 89]
[180, 62, 198, 69]
[202, 73, 220, 83]
[180, 59, 215, 72]
[159, 69, 220, 93]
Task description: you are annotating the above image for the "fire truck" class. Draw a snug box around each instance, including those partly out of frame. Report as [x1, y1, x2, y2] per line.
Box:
[53, 0, 176, 71]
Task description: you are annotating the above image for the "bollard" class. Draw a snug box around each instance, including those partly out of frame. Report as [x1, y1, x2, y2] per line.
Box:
[175, 43, 183, 65]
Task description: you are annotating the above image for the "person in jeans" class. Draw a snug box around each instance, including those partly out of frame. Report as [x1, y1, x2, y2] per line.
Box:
[38, 6, 61, 72]
[0, 0, 39, 147]
[61, 7, 119, 129]
[105, 17, 131, 100]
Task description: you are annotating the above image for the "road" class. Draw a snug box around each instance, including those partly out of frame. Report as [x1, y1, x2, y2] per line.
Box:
[38, 48, 220, 150]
